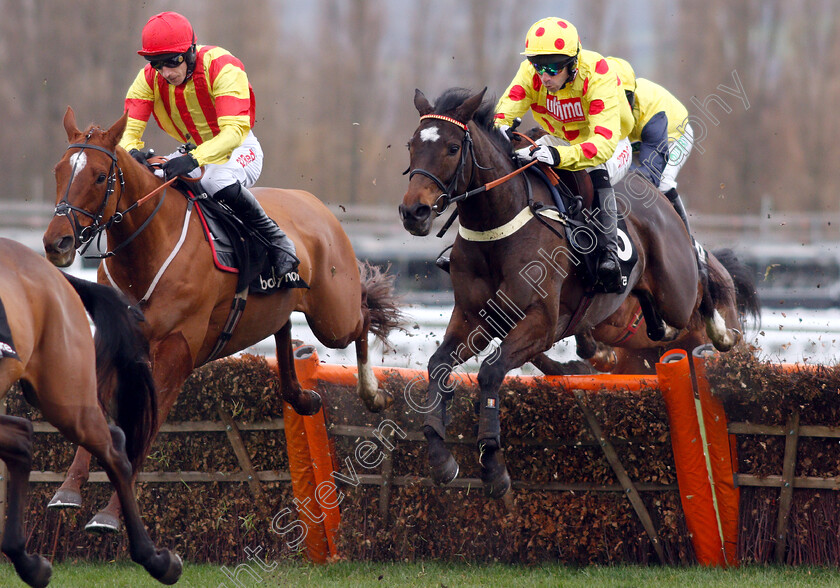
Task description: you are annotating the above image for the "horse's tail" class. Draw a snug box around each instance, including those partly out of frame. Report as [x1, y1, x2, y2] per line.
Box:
[62, 273, 157, 471]
[358, 260, 406, 347]
[710, 248, 762, 329]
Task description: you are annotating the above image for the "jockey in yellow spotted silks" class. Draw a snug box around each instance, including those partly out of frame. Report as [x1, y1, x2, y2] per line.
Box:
[495, 17, 634, 293]
[119, 11, 298, 277]
[607, 56, 697, 241]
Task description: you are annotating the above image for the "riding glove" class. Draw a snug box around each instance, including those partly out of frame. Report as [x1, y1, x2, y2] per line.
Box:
[497, 124, 511, 143]
[162, 153, 199, 180]
[129, 149, 148, 165]
[515, 144, 561, 167]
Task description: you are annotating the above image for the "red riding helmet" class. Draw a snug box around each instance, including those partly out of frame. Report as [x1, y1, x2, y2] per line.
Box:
[138, 11, 195, 56]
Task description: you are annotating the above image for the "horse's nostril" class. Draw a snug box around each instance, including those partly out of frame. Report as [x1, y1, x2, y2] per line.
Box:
[57, 236, 74, 253]
[414, 204, 431, 221]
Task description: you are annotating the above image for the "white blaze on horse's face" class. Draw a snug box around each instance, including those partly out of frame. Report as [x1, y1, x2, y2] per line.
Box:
[68, 152, 87, 181]
[420, 126, 440, 143]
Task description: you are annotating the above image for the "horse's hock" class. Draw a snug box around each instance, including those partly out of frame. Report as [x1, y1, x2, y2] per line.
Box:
[3, 347, 840, 566]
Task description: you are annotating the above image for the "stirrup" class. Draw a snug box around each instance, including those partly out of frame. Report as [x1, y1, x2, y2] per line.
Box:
[435, 255, 451, 273]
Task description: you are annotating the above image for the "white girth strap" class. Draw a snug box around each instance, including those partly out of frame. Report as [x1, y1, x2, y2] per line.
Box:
[457, 206, 566, 242]
[103, 202, 193, 305]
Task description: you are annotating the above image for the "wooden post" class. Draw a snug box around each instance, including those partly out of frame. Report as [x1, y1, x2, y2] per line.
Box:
[378, 428, 395, 525]
[775, 410, 800, 563]
[574, 390, 666, 563]
[217, 406, 265, 502]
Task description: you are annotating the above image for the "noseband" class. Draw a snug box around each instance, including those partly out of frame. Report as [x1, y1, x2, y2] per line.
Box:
[407, 114, 491, 213]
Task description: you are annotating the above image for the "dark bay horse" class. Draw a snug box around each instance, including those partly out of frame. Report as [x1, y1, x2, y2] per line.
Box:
[42, 107, 402, 532]
[0, 238, 180, 587]
[399, 87, 745, 498]
[579, 248, 760, 373]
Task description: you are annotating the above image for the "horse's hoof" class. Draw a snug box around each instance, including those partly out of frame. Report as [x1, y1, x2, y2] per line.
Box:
[430, 454, 459, 486]
[85, 511, 121, 534]
[363, 389, 394, 413]
[481, 467, 511, 499]
[48, 488, 82, 509]
[150, 550, 183, 585]
[15, 554, 51, 588]
[293, 390, 322, 416]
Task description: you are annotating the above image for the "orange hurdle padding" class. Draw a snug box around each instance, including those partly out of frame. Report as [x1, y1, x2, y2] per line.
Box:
[281, 400, 330, 563]
[691, 347, 739, 565]
[656, 349, 729, 566]
[294, 347, 340, 558]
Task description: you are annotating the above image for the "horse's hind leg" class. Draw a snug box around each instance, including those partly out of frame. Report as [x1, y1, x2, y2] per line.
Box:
[574, 332, 618, 373]
[635, 290, 682, 342]
[0, 414, 52, 588]
[354, 313, 392, 412]
[48, 446, 90, 509]
[275, 320, 321, 415]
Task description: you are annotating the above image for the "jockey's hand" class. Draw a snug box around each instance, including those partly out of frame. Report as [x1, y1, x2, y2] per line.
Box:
[515, 144, 560, 167]
[129, 149, 148, 165]
[162, 153, 199, 180]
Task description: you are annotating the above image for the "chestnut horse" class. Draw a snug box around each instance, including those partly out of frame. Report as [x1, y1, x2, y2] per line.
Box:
[0, 238, 180, 586]
[399, 87, 745, 498]
[42, 107, 402, 532]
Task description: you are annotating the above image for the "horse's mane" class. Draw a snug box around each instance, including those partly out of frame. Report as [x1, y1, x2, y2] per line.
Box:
[433, 88, 511, 154]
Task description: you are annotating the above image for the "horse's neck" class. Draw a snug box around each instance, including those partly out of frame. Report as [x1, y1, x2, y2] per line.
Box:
[107, 164, 192, 271]
[456, 136, 526, 231]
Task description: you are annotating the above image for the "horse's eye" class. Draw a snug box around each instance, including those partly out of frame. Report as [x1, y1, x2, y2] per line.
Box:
[448, 144, 460, 155]
[96, 173, 107, 184]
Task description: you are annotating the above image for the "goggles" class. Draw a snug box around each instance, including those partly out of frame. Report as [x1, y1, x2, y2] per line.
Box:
[147, 53, 185, 70]
[530, 61, 564, 77]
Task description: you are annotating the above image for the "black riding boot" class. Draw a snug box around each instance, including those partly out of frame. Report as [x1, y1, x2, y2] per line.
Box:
[590, 171, 623, 293]
[665, 187, 706, 277]
[213, 183, 299, 277]
[664, 187, 692, 234]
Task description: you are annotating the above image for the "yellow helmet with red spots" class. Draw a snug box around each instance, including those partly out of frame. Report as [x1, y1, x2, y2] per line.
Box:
[521, 17, 580, 57]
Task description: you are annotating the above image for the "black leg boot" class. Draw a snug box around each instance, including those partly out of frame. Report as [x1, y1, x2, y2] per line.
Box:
[214, 183, 300, 277]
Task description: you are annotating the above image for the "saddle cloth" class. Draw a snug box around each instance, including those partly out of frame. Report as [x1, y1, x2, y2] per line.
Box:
[185, 187, 308, 293]
[0, 295, 19, 360]
[530, 165, 638, 294]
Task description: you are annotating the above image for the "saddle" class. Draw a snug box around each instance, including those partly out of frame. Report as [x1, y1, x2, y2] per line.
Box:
[179, 182, 308, 293]
[527, 163, 638, 294]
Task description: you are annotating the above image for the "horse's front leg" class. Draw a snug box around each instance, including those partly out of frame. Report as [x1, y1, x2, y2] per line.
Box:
[47, 446, 91, 509]
[422, 307, 475, 486]
[85, 333, 194, 533]
[476, 309, 554, 498]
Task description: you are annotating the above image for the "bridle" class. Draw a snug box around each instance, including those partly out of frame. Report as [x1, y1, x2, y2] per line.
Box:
[53, 136, 172, 258]
[407, 114, 493, 214]
[407, 114, 540, 219]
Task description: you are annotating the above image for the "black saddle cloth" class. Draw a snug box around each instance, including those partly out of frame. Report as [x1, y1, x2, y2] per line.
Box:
[186, 188, 308, 293]
[528, 165, 638, 294]
[0, 294, 19, 360]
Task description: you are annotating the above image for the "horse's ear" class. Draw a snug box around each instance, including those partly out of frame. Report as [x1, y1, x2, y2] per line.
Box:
[63, 106, 81, 141]
[107, 110, 129, 145]
[454, 87, 487, 123]
[414, 89, 433, 116]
